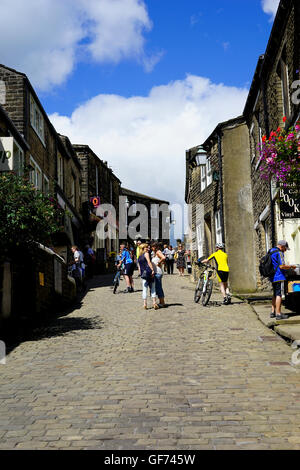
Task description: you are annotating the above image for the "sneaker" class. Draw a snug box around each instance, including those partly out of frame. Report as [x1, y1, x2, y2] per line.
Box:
[270, 312, 276, 318]
[276, 314, 289, 320]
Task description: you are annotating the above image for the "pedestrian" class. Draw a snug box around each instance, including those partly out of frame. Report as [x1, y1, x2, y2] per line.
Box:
[138, 243, 158, 310]
[269, 240, 290, 320]
[176, 244, 186, 276]
[163, 244, 168, 273]
[71, 245, 85, 291]
[136, 240, 142, 276]
[151, 241, 166, 307]
[84, 244, 96, 279]
[201, 242, 231, 304]
[165, 245, 175, 274]
[117, 244, 134, 293]
[186, 250, 192, 274]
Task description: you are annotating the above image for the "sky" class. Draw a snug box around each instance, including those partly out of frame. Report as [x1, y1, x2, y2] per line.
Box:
[0, 0, 280, 209]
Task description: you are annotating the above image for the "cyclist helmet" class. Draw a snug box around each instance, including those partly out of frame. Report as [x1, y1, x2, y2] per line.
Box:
[215, 242, 224, 250]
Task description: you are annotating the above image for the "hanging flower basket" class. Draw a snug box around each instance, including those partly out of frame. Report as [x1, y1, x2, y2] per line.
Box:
[259, 118, 300, 186]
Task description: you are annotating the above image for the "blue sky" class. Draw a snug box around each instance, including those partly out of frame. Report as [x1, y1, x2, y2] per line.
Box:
[0, 0, 279, 208]
[42, 0, 275, 116]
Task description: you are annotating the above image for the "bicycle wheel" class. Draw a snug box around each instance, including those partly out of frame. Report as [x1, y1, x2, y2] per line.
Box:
[202, 279, 213, 306]
[113, 272, 120, 294]
[194, 278, 204, 303]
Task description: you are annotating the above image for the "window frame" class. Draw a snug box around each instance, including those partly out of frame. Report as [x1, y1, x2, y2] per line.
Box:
[200, 165, 206, 192]
[214, 209, 222, 245]
[30, 94, 45, 144]
[206, 158, 212, 186]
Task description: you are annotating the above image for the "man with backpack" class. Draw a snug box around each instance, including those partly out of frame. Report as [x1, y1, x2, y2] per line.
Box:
[260, 240, 290, 320]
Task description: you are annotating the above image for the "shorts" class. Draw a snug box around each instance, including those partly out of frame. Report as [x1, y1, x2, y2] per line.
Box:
[124, 263, 134, 276]
[217, 271, 229, 283]
[272, 282, 283, 297]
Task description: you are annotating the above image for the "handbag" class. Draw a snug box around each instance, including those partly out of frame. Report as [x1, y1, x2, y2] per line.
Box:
[141, 266, 153, 280]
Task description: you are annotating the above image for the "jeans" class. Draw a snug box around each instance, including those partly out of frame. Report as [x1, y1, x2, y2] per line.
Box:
[155, 273, 164, 299]
[166, 259, 174, 274]
[142, 279, 156, 300]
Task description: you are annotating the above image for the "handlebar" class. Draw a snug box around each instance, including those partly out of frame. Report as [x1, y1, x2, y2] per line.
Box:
[196, 261, 216, 270]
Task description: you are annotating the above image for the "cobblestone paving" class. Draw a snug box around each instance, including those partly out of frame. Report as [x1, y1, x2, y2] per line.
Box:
[1, 273, 300, 450]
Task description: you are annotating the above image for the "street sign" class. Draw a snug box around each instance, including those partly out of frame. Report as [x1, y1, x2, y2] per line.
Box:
[90, 196, 100, 208]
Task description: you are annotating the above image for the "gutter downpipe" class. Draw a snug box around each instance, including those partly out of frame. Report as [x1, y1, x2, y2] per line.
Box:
[217, 130, 225, 245]
[262, 73, 276, 247]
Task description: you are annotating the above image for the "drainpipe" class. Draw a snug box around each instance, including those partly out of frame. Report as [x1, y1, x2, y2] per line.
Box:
[262, 74, 276, 247]
[217, 130, 225, 245]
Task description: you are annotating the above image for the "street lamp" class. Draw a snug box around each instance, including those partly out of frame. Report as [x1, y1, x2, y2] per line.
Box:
[195, 146, 207, 166]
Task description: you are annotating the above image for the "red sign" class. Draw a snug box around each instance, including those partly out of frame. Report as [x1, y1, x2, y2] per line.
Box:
[90, 196, 100, 208]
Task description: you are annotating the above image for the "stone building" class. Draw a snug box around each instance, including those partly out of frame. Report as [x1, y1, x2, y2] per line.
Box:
[54, 135, 83, 261]
[185, 116, 256, 293]
[120, 187, 170, 246]
[0, 64, 85, 259]
[73, 144, 121, 268]
[244, 0, 300, 285]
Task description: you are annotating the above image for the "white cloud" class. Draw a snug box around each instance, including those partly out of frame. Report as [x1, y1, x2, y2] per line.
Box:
[261, 0, 280, 20]
[49, 75, 248, 205]
[0, 0, 155, 90]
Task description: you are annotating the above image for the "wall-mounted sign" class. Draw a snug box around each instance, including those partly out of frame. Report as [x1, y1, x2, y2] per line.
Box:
[90, 196, 100, 208]
[39, 272, 45, 287]
[279, 185, 300, 219]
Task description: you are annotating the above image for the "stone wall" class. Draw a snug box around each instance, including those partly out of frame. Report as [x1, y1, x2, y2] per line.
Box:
[0, 246, 76, 332]
[245, 0, 300, 290]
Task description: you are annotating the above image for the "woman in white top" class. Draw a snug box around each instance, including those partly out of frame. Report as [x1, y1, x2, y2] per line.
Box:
[151, 241, 166, 307]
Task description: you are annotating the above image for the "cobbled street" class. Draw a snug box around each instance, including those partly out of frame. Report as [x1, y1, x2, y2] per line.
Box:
[1, 273, 300, 450]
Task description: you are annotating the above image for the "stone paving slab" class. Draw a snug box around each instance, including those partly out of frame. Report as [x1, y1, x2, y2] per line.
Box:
[0, 273, 300, 450]
[251, 303, 300, 327]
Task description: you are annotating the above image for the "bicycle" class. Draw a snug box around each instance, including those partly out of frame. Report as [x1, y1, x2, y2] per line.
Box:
[194, 262, 216, 306]
[112, 266, 124, 294]
[113, 268, 121, 294]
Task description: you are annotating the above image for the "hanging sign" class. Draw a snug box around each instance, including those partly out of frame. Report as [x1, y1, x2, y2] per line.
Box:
[90, 196, 101, 208]
[279, 185, 300, 219]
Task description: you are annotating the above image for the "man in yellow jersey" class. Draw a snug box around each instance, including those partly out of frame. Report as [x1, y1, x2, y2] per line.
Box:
[202, 243, 231, 304]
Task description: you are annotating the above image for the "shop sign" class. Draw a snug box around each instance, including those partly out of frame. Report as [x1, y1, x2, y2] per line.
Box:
[279, 185, 300, 219]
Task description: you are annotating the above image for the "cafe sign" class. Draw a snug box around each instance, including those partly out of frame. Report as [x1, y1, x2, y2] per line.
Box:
[279, 185, 300, 219]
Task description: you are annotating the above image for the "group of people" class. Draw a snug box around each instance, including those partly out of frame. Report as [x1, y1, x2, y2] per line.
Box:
[116, 241, 166, 309]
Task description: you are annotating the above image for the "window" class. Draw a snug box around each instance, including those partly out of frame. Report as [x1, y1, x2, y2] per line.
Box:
[200, 165, 206, 192]
[250, 122, 256, 163]
[196, 223, 203, 258]
[43, 175, 49, 195]
[29, 156, 42, 190]
[110, 181, 113, 204]
[57, 152, 64, 189]
[30, 95, 44, 143]
[279, 49, 290, 118]
[263, 220, 270, 252]
[215, 210, 222, 244]
[0, 136, 24, 175]
[206, 158, 212, 186]
[70, 175, 75, 206]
